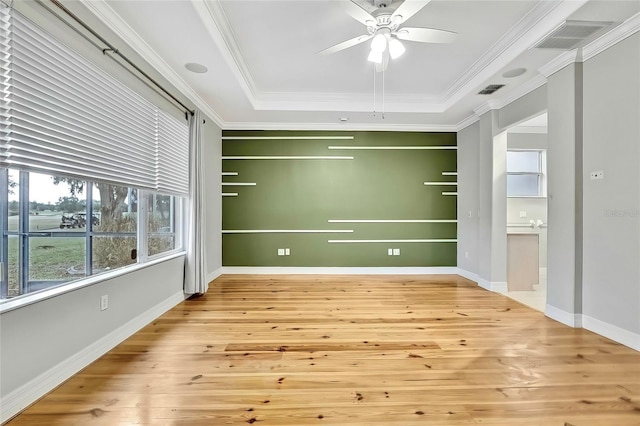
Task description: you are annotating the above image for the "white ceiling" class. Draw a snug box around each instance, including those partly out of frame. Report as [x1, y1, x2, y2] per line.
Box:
[85, 0, 640, 130]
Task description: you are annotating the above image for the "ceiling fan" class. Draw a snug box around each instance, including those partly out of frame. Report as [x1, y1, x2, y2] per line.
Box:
[318, 0, 457, 71]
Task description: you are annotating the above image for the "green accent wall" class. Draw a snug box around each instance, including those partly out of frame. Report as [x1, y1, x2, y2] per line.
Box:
[222, 130, 457, 266]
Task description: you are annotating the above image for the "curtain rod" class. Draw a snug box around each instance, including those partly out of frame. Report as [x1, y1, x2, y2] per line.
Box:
[46, 0, 195, 117]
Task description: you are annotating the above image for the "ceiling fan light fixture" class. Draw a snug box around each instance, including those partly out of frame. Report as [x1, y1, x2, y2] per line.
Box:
[388, 38, 405, 59]
[370, 33, 387, 52]
[367, 49, 383, 64]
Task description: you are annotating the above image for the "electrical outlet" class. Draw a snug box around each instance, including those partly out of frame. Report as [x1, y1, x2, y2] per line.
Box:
[519, 211, 527, 218]
[388, 248, 393, 256]
[393, 248, 400, 256]
[468, 210, 472, 218]
[285, 248, 290, 256]
[277, 248, 285, 256]
[100, 295, 108, 311]
[465, 251, 469, 259]
[590, 170, 604, 180]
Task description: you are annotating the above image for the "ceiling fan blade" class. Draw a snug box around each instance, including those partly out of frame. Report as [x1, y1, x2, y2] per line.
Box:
[343, 1, 376, 26]
[317, 34, 373, 56]
[394, 27, 457, 44]
[391, 0, 431, 24]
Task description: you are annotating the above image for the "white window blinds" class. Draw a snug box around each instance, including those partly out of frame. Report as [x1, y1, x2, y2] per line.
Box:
[0, 5, 189, 197]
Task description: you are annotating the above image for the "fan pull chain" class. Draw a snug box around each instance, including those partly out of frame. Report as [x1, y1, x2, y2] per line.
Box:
[373, 65, 376, 117]
[382, 64, 385, 120]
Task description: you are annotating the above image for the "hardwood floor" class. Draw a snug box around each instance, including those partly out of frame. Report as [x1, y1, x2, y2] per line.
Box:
[8, 275, 640, 425]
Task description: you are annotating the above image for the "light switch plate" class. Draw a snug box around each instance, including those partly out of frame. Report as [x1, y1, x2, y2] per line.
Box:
[277, 249, 285, 256]
[393, 248, 400, 256]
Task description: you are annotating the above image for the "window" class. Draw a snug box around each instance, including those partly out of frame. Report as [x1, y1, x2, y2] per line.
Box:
[0, 5, 189, 302]
[507, 150, 545, 197]
[1, 169, 183, 299]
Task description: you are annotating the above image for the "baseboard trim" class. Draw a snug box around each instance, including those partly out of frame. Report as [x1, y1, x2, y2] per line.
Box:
[545, 304, 582, 328]
[0, 291, 185, 424]
[456, 268, 479, 283]
[220, 266, 459, 275]
[206, 267, 223, 283]
[582, 315, 640, 352]
[477, 278, 507, 293]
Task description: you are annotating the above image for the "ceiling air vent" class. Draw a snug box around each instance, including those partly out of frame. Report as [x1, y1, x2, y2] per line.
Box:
[534, 20, 614, 50]
[478, 84, 505, 95]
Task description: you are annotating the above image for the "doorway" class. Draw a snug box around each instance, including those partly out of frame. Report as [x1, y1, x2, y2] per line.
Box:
[503, 113, 548, 312]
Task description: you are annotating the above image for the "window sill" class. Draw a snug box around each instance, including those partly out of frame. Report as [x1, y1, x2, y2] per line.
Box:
[0, 251, 186, 314]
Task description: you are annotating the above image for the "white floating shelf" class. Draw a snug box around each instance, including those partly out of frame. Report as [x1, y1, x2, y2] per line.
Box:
[328, 146, 457, 150]
[222, 193, 238, 197]
[441, 172, 458, 176]
[424, 182, 458, 186]
[223, 136, 354, 140]
[221, 182, 256, 186]
[442, 192, 458, 196]
[222, 156, 353, 160]
[328, 219, 457, 223]
[222, 229, 354, 234]
[328, 239, 457, 243]
[221, 172, 238, 176]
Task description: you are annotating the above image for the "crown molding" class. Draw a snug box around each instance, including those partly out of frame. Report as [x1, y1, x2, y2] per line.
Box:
[253, 92, 445, 113]
[455, 114, 480, 132]
[440, 0, 588, 111]
[191, 0, 258, 109]
[582, 11, 640, 62]
[491, 73, 547, 110]
[538, 49, 582, 77]
[81, 0, 225, 127]
[221, 121, 458, 132]
[473, 100, 500, 117]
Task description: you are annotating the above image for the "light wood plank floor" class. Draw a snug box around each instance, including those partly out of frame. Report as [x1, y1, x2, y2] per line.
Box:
[8, 275, 640, 425]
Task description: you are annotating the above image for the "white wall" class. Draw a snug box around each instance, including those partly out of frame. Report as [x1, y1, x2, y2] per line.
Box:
[582, 33, 640, 338]
[457, 122, 480, 275]
[546, 62, 583, 322]
[0, 256, 186, 422]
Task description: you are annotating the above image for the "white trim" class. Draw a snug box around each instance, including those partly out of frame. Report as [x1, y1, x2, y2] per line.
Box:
[221, 182, 256, 186]
[0, 291, 185, 424]
[223, 229, 354, 234]
[221, 172, 238, 176]
[424, 182, 458, 186]
[328, 219, 457, 223]
[545, 304, 583, 328]
[455, 114, 480, 132]
[328, 146, 457, 150]
[489, 74, 548, 111]
[442, 192, 458, 196]
[220, 266, 459, 275]
[477, 278, 508, 293]
[206, 267, 223, 284]
[441, 172, 458, 176]
[222, 156, 354, 160]
[222, 122, 459, 132]
[221, 193, 238, 197]
[328, 239, 457, 243]
[582, 12, 640, 62]
[222, 136, 354, 140]
[538, 50, 582, 78]
[582, 315, 640, 352]
[456, 268, 479, 283]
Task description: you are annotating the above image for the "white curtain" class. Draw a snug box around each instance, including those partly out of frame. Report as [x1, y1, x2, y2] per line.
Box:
[184, 110, 207, 295]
